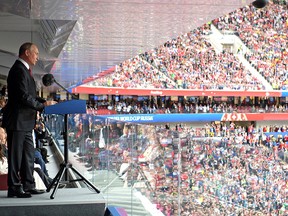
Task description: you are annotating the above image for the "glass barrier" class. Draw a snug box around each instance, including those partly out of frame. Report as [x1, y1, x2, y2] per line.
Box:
[43, 113, 287, 216]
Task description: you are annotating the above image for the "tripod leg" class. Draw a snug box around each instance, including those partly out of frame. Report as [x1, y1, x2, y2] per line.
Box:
[49, 164, 67, 199]
[70, 166, 100, 193]
[47, 163, 65, 192]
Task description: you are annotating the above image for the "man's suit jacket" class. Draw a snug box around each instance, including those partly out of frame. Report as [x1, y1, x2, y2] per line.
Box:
[2, 60, 45, 131]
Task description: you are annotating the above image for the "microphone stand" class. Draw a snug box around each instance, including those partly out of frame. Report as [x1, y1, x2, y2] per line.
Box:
[45, 76, 100, 199]
[53, 79, 78, 100]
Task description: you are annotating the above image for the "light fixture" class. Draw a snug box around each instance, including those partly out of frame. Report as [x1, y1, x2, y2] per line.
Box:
[252, 0, 268, 9]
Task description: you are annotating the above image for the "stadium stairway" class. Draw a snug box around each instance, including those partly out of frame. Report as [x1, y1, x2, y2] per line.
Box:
[139, 55, 177, 88]
[237, 54, 273, 90]
[208, 24, 273, 90]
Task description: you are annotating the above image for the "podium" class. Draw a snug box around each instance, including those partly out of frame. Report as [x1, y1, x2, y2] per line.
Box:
[44, 100, 100, 199]
[44, 99, 87, 115]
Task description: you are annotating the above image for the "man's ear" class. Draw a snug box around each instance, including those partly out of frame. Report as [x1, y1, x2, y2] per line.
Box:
[25, 49, 30, 57]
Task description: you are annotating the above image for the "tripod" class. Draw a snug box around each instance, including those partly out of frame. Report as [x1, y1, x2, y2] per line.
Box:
[46, 113, 100, 199]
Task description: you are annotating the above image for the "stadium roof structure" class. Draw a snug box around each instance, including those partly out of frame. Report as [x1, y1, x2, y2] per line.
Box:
[0, 0, 254, 93]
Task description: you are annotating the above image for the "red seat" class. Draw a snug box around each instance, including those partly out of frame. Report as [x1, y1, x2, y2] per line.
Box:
[0, 174, 8, 190]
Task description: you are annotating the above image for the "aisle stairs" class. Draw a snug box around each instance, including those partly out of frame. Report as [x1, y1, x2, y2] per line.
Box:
[207, 24, 273, 90]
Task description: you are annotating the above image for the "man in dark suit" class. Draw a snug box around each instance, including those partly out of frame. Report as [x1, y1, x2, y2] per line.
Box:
[2, 42, 56, 198]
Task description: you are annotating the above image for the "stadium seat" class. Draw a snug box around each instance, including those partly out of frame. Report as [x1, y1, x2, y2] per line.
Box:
[0, 174, 8, 190]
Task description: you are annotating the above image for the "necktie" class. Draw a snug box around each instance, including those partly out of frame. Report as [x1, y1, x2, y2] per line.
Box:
[29, 68, 32, 76]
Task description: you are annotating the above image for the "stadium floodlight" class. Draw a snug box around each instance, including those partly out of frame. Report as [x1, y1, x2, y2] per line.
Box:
[252, 0, 268, 8]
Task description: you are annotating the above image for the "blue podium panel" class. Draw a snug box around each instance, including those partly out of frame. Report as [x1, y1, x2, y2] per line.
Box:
[44, 100, 87, 115]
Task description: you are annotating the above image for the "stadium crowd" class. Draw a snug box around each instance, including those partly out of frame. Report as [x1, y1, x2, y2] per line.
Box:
[57, 112, 288, 216]
[213, 1, 288, 90]
[90, 23, 265, 91]
[86, 96, 288, 115]
[1, 1, 286, 215]
[86, 1, 287, 91]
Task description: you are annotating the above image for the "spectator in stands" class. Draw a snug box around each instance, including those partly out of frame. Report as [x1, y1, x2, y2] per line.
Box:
[0, 140, 8, 174]
[0, 130, 49, 191]
[0, 127, 7, 158]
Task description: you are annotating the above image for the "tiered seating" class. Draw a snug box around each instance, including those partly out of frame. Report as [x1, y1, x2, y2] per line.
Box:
[213, 2, 288, 89]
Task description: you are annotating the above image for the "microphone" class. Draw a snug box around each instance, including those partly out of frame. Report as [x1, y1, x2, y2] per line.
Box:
[42, 73, 78, 99]
[42, 74, 55, 87]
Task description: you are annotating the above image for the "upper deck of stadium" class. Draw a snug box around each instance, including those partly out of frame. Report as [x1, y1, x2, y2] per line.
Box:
[0, 0, 258, 93]
[74, 1, 287, 97]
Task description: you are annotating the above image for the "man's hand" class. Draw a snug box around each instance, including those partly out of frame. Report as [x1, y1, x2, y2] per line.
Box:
[44, 100, 57, 106]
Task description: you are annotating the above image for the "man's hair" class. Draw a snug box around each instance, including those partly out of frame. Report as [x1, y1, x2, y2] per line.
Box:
[19, 42, 34, 56]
